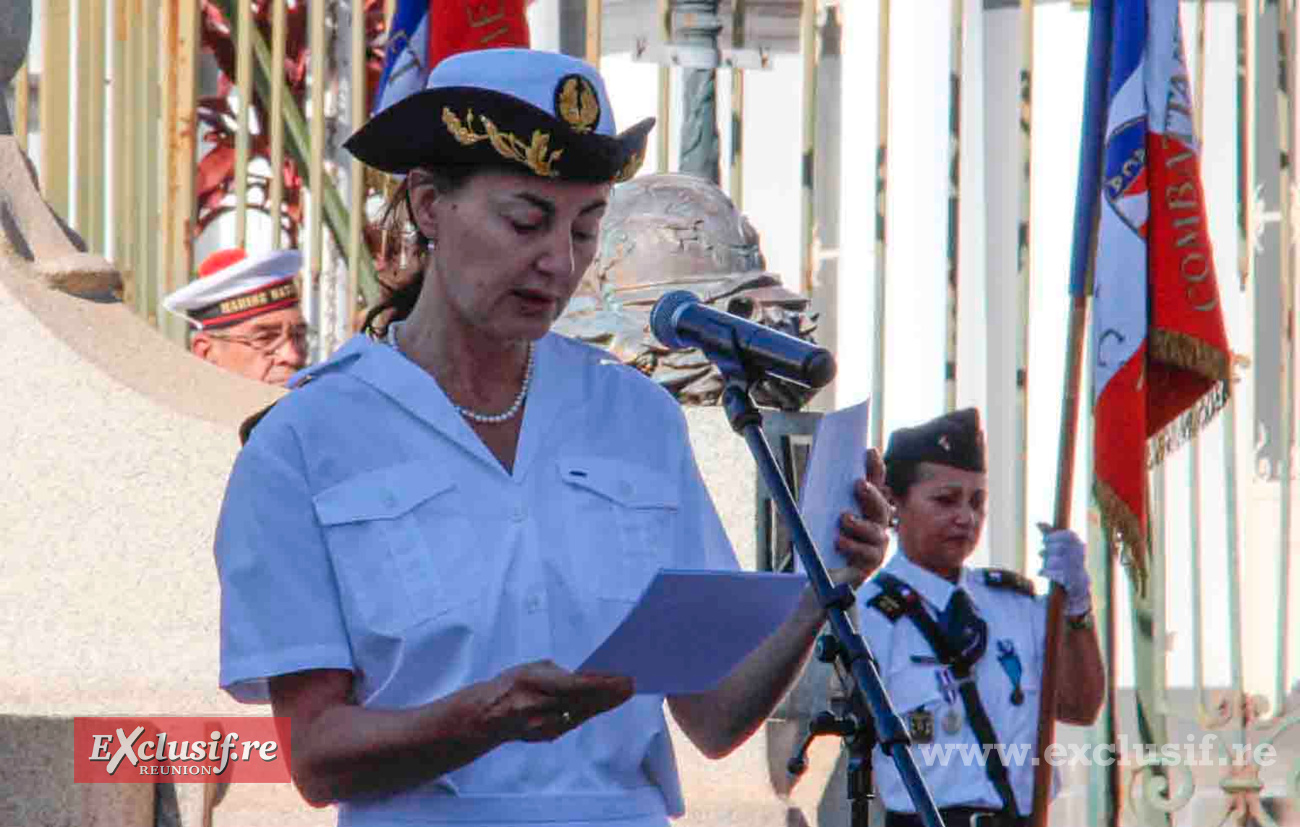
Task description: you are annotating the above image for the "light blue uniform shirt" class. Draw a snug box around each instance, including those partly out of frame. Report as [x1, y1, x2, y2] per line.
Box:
[215, 332, 739, 827]
[856, 551, 1059, 816]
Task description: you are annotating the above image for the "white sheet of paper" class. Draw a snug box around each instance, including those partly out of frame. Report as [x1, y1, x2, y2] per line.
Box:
[797, 399, 872, 572]
[576, 569, 807, 695]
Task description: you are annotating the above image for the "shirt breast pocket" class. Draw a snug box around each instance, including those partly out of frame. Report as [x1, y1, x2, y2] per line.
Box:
[314, 462, 478, 636]
[557, 457, 680, 602]
[885, 660, 945, 717]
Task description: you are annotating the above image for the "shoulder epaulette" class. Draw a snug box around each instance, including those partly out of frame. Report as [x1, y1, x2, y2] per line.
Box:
[238, 344, 370, 446]
[239, 375, 314, 446]
[865, 572, 921, 622]
[981, 567, 1036, 597]
[866, 589, 908, 622]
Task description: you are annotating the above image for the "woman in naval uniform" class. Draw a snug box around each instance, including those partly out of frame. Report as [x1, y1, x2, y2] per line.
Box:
[213, 47, 893, 827]
[860, 408, 1104, 827]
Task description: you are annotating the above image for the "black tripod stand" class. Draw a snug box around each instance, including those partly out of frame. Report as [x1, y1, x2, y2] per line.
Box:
[786, 643, 880, 826]
[721, 377, 946, 827]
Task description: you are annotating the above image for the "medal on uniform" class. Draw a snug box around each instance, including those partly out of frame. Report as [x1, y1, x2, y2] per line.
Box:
[996, 638, 1025, 706]
[935, 667, 964, 734]
[941, 706, 963, 734]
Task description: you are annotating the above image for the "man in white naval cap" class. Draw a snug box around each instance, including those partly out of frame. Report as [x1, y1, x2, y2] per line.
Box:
[163, 248, 308, 386]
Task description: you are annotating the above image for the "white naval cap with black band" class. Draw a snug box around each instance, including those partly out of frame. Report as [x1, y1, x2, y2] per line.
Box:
[163, 249, 303, 330]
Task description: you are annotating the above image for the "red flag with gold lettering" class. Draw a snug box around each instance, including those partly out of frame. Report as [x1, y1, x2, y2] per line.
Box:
[373, 0, 530, 115]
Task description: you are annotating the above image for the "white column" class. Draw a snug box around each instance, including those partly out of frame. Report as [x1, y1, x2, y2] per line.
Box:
[981, 5, 1023, 569]
[528, 0, 562, 52]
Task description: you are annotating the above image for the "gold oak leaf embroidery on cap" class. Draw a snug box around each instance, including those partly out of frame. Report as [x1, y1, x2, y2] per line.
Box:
[614, 147, 645, 183]
[442, 107, 564, 177]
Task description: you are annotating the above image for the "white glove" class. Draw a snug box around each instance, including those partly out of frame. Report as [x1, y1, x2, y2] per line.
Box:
[1036, 526, 1092, 617]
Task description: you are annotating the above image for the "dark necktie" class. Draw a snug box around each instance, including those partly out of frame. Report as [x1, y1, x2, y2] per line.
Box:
[939, 588, 1018, 815]
[939, 588, 987, 670]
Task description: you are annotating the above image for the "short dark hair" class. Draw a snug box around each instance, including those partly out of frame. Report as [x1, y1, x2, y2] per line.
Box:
[884, 460, 927, 503]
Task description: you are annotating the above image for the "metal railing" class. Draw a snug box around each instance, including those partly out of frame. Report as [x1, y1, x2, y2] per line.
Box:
[15, 0, 380, 356]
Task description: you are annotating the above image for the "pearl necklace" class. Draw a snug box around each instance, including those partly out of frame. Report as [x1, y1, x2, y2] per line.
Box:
[385, 322, 535, 424]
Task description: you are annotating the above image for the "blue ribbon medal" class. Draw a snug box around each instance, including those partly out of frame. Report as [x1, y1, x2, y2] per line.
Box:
[996, 639, 1025, 705]
[934, 668, 965, 734]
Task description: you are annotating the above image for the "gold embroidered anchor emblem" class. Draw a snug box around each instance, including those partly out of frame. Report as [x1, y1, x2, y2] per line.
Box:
[554, 75, 600, 134]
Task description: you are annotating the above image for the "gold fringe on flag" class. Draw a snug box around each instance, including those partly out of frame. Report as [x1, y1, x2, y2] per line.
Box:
[1149, 327, 1233, 381]
[1096, 479, 1149, 595]
[1148, 328, 1232, 466]
[1147, 378, 1230, 467]
[1097, 329, 1232, 593]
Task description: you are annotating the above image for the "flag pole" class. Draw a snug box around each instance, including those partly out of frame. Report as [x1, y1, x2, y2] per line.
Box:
[1029, 272, 1087, 827]
[944, 0, 965, 413]
[1029, 1, 1112, 825]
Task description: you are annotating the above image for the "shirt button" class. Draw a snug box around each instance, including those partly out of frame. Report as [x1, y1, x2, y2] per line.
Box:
[618, 481, 633, 498]
[511, 506, 527, 523]
[526, 595, 543, 613]
[382, 491, 397, 508]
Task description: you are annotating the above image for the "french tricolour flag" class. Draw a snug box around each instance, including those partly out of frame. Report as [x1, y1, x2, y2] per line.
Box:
[372, 0, 531, 115]
[1084, 0, 1231, 585]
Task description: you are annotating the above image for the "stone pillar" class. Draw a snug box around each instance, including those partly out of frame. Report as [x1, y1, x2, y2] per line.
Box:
[527, 0, 561, 52]
[809, 5, 842, 412]
[559, 0, 587, 58]
[674, 0, 722, 184]
[0, 0, 33, 135]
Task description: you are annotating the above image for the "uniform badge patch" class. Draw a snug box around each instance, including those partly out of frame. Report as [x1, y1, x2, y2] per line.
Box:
[554, 74, 600, 133]
[982, 567, 1036, 597]
[867, 591, 907, 621]
[907, 709, 934, 744]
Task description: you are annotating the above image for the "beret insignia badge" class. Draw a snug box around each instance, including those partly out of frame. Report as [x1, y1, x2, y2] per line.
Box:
[555, 75, 600, 133]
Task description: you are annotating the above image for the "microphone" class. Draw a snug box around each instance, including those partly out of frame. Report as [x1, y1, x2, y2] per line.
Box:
[649, 290, 836, 389]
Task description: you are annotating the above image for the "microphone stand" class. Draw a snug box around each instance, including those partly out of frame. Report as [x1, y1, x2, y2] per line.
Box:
[719, 374, 945, 827]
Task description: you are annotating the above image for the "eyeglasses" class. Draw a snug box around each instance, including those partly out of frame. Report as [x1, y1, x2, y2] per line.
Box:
[206, 322, 310, 355]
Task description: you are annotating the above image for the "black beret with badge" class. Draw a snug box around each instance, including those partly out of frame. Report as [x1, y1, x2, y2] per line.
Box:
[883, 407, 987, 492]
[344, 48, 654, 184]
